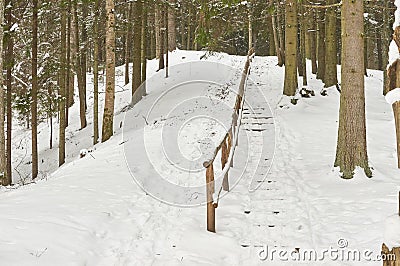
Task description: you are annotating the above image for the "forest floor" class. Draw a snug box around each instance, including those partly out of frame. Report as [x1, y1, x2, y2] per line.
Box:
[0, 50, 399, 266]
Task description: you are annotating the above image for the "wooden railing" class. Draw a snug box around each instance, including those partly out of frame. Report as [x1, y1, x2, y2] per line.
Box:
[203, 48, 254, 233]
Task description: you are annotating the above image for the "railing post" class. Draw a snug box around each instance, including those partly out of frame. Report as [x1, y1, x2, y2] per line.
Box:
[206, 162, 216, 233]
[221, 137, 229, 191]
[228, 130, 233, 167]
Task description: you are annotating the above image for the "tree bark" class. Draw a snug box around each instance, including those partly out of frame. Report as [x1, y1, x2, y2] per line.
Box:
[102, 0, 116, 142]
[31, 0, 38, 179]
[316, 5, 326, 81]
[309, 11, 318, 74]
[132, 0, 143, 100]
[59, 2, 67, 166]
[168, 0, 176, 51]
[155, 6, 161, 58]
[93, 0, 99, 145]
[270, 0, 283, 66]
[141, 3, 147, 89]
[324, 0, 338, 87]
[283, 0, 298, 96]
[124, 3, 132, 85]
[0, 0, 5, 185]
[74, 1, 87, 129]
[335, 0, 370, 179]
[5, 1, 12, 185]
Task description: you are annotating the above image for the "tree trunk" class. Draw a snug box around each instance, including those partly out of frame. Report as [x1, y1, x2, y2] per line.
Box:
[299, 3, 307, 86]
[5, 2, 12, 185]
[335, 0, 370, 179]
[155, 6, 161, 59]
[31, 0, 38, 179]
[158, 8, 165, 71]
[270, 0, 283, 66]
[59, 3, 67, 166]
[93, 0, 99, 145]
[283, 0, 298, 96]
[124, 3, 132, 85]
[324, 0, 338, 88]
[74, 1, 87, 129]
[316, 6, 326, 81]
[0, 0, 5, 185]
[168, 0, 176, 51]
[141, 3, 148, 88]
[102, 0, 116, 142]
[66, 0, 71, 125]
[309, 10, 318, 75]
[132, 0, 143, 100]
[186, 5, 192, 50]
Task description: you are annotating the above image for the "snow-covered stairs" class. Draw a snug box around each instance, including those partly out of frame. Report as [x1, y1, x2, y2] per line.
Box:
[219, 68, 314, 263]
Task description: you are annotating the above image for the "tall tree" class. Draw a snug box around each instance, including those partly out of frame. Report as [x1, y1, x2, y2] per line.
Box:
[74, 0, 87, 129]
[283, 0, 298, 96]
[132, 0, 143, 99]
[168, 0, 176, 51]
[124, 2, 132, 85]
[59, 1, 67, 166]
[324, 0, 338, 88]
[5, 1, 13, 184]
[102, 0, 116, 142]
[335, 0, 371, 179]
[0, 0, 5, 185]
[32, 0, 38, 179]
[316, 5, 326, 81]
[93, 0, 99, 145]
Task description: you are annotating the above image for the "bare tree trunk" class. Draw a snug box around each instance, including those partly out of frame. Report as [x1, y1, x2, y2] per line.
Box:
[283, 0, 298, 96]
[324, 0, 338, 88]
[59, 3, 67, 166]
[248, 8, 253, 50]
[142, 4, 147, 86]
[335, 0, 370, 179]
[0, 0, 5, 185]
[316, 6, 326, 81]
[124, 3, 132, 85]
[93, 0, 99, 145]
[165, 2, 169, 78]
[168, 0, 176, 51]
[102, 0, 116, 142]
[66, 0, 71, 125]
[299, 3, 307, 86]
[31, 0, 38, 179]
[309, 10, 318, 75]
[155, 6, 161, 59]
[186, 5, 191, 50]
[132, 0, 143, 100]
[158, 8, 165, 71]
[5, 2, 12, 185]
[270, 0, 283, 66]
[74, 1, 87, 129]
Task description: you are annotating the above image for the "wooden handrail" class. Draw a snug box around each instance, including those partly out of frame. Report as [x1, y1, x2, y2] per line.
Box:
[204, 49, 254, 233]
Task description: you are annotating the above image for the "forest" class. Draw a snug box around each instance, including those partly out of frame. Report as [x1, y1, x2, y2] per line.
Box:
[0, 0, 399, 265]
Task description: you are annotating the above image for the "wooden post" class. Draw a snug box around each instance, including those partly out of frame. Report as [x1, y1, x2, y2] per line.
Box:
[389, 26, 400, 168]
[206, 162, 216, 233]
[394, 101, 400, 168]
[221, 136, 229, 191]
[228, 130, 233, 167]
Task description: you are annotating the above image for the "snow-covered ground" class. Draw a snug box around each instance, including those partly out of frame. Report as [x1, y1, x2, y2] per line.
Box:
[0, 50, 399, 266]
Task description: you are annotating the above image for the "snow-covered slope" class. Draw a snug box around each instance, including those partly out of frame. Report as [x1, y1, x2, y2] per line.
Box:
[0, 50, 399, 266]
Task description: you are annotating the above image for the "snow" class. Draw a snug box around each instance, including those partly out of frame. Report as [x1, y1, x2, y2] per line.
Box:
[0, 49, 398, 265]
[385, 88, 400, 105]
